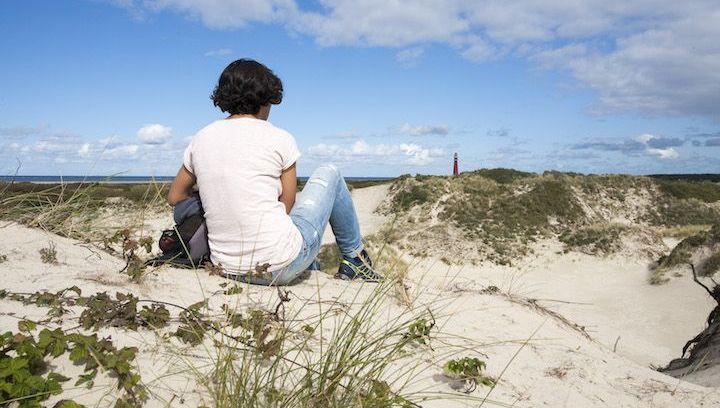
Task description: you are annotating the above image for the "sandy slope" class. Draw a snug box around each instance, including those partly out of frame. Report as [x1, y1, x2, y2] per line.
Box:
[411, 243, 717, 368]
[1, 184, 719, 407]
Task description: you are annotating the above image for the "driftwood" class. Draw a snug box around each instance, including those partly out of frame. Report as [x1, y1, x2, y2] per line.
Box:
[659, 264, 720, 375]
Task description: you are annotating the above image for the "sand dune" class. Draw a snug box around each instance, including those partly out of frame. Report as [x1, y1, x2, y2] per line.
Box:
[1, 184, 719, 407]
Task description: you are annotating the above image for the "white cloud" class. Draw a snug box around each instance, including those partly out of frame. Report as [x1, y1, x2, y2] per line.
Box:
[398, 123, 449, 136]
[205, 48, 233, 57]
[137, 124, 172, 144]
[306, 139, 445, 166]
[646, 147, 679, 160]
[133, 0, 289, 28]
[399, 143, 445, 165]
[112, 0, 720, 119]
[78, 143, 91, 158]
[395, 47, 424, 66]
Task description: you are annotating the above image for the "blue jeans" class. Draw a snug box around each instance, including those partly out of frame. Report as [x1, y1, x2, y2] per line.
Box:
[237, 164, 364, 285]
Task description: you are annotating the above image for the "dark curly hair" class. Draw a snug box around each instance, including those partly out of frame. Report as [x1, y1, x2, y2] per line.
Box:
[210, 59, 283, 115]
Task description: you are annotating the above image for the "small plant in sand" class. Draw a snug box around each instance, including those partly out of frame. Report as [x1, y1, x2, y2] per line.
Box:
[402, 314, 435, 348]
[0, 254, 7, 263]
[78, 292, 171, 331]
[443, 357, 496, 393]
[105, 228, 154, 282]
[39, 242, 58, 265]
[219, 281, 243, 295]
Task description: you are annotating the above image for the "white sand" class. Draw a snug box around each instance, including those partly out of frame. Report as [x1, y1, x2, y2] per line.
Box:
[1, 184, 719, 407]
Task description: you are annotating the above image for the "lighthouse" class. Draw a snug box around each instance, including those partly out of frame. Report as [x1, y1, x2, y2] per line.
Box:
[453, 153, 459, 176]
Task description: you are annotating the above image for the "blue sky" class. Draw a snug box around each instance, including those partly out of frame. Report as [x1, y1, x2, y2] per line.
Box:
[1, 0, 718, 177]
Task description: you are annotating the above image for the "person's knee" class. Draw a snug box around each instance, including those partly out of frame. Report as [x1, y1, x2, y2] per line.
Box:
[316, 164, 341, 179]
[309, 164, 341, 188]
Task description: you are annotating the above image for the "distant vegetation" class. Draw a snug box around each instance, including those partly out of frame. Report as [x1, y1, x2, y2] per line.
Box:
[656, 180, 720, 203]
[381, 169, 720, 266]
[0, 178, 392, 204]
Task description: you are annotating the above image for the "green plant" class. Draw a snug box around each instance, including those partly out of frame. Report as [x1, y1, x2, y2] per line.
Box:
[0, 327, 146, 407]
[78, 292, 170, 331]
[0, 254, 7, 263]
[105, 229, 153, 282]
[656, 180, 720, 203]
[468, 168, 535, 184]
[403, 314, 435, 347]
[443, 357, 495, 393]
[39, 242, 58, 265]
[219, 282, 243, 295]
[202, 280, 447, 407]
[174, 301, 211, 346]
[559, 225, 627, 255]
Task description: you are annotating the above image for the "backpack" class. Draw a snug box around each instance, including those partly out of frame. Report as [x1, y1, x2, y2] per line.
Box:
[147, 194, 209, 268]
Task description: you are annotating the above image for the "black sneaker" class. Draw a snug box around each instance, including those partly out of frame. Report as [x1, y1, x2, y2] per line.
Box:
[335, 250, 384, 282]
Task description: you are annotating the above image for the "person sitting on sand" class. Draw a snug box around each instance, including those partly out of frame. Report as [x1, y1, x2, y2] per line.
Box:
[166, 59, 383, 285]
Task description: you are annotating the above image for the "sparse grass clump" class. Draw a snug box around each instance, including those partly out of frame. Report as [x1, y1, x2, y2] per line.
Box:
[39, 242, 58, 264]
[439, 175, 584, 263]
[466, 168, 535, 184]
[559, 224, 627, 255]
[0, 181, 167, 242]
[205, 281, 458, 407]
[390, 177, 445, 211]
[660, 225, 713, 239]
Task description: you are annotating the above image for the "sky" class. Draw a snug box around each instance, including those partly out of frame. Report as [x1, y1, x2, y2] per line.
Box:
[0, 0, 719, 177]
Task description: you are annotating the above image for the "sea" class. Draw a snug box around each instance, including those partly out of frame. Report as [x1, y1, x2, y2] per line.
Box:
[0, 175, 395, 184]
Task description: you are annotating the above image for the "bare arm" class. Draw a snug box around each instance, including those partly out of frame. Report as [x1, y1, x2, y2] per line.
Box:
[279, 163, 297, 214]
[167, 165, 196, 206]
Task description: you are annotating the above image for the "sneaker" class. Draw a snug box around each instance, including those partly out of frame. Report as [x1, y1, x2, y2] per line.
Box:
[335, 249, 384, 282]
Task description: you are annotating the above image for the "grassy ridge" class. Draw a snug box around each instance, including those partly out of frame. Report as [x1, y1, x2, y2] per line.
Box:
[382, 169, 720, 265]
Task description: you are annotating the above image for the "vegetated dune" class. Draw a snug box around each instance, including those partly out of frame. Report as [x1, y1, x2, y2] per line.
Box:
[376, 170, 720, 389]
[1, 172, 720, 407]
[378, 169, 719, 270]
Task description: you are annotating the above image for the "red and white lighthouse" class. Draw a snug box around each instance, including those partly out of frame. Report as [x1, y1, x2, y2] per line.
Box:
[453, 153, 459, 176]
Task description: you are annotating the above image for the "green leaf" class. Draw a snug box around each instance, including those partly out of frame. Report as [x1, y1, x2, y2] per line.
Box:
[224, 285, 243, 295]
[68, 347, 88, 363]
[53, 400, 87, 408]
[9, 358, 29, 371]
[17, 320, 37, 332]
[48, 372, 71, 383]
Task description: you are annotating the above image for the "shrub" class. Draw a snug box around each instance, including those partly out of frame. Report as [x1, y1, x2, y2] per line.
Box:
[657, 180, 720, 203]
[467, 168, 535, 184]
[559, 225, 627, 255]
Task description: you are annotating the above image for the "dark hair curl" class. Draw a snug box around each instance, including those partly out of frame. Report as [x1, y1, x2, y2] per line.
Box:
[210, 59, 283, 115]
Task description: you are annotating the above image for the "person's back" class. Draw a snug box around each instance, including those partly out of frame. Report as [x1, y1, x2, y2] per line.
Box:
[184, 118, 301, 274]
[168, 58, 382, 285]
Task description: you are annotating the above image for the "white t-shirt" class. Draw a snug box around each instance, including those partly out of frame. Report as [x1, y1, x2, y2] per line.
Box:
[183, 118, 303, 273]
